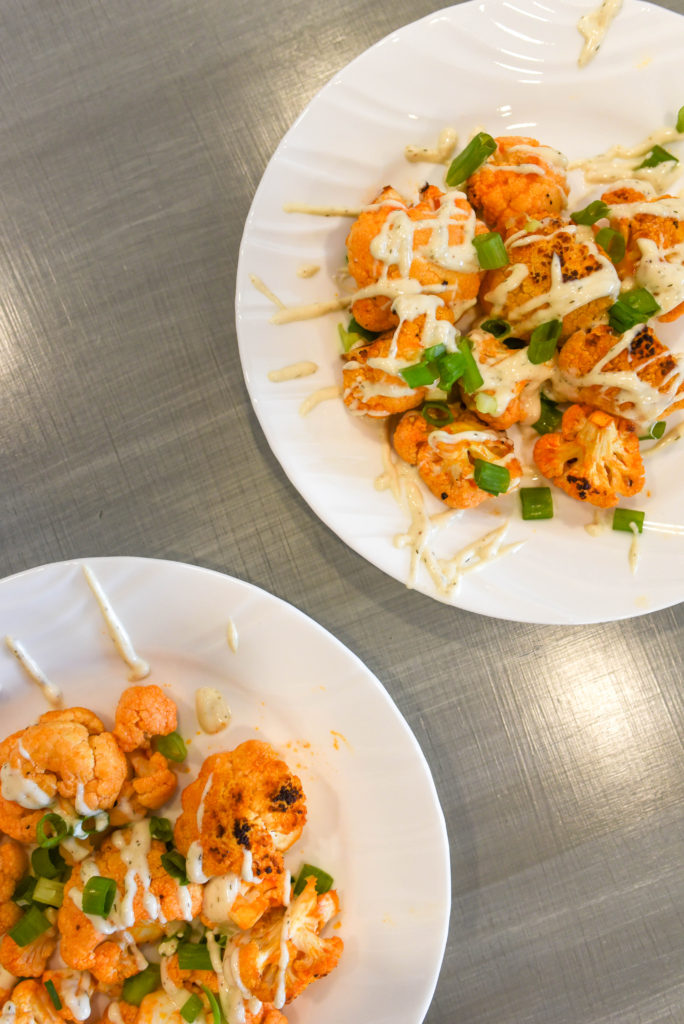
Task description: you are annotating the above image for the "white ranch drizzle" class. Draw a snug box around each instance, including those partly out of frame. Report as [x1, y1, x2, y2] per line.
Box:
[0, 968, 15, 994]
[577, 0, 623, 66]
[297, 263, 320, 278]
[299, 385, 342, 417]
[569, 127, 684, 190]
[206, 932, 247, 1024]
[404, 127, 458, 165]
[202, 874, 240, 923]
[186, 772, 214, 883]
[634, 238, 684, 316]
[268, 360, 318, 382]
[106, 1003, 126, 1024]
[0, 762, 52, 810]
[82, 566, 150, 681]
[160, 957, 191, 1013]
[227, 618, 239, 653]
[585, 508, 608, 536]
[468, 329, 554, 417]
[195, 687, 231, 734]
[641, 419, 684, 456]
[57, 972, 93, 1022]
[0, 1004, 16, 1023]
[250, 273, 285, 309]
[270, 295, 351, 325]
[628, 521, 641, 573]
[282, 202, 360, 218]
[4, 635, 62, 707]
[274, 907, 291, 1009]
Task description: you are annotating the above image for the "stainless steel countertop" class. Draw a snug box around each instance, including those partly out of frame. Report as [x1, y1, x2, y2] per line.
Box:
[1, 2, 683, 1021]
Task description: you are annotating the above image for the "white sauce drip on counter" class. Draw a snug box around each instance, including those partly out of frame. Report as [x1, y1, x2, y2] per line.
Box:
[196, 687, 231, 734]
[82, 565, 150, 681]
[4, 635, 62, 707]
[577, 0, 623, 66]
[268, 360, 318, 382]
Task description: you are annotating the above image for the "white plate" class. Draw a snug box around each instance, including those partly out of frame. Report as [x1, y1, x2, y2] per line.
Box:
[235, 0, 684, 624]
[0, 557, 449, 1024]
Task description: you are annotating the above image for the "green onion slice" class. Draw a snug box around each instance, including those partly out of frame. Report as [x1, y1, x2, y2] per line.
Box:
[150, 816, 174, 843]
[595, 227, 626, 265]
[472, 231, 509, 270]
[639, 420, 666, 441]
[121, 964, 162, 1007]
[570, 199, 610, 226]
[474, 392, 498, 416]
[520, 487, 554, 520]
[677, 105, 684, 133]
[420, 402, 454, 427]
[480, 318, 511, 338]
[436, 351, 466, 390]
[36, 813, 70, 849]
[202, 985, 225, 1024]
[612, 508, 645, 533]
[445, 131, 497, 188]
[178, 941, 214, 971]
[608, 287, 661, 332]
[45, 980, 62, 1011]
[153, 731, 187, 763]
[473, 459, 511, 496]
[532, 393, 563, 435]
[13, 876, 37, 906]
[9, 905, 51, 947]
[293, 864, 334, 897]
[76, 812, 109, 837]
[181, 994, 204, 1023]
[458, 338, 484, 394]
[31, 845, 67, 881]
[501, 336, 526, 350]
[422, 343, 446, 362]
[636, 144, 678, 169]
[347, 316, 379, 341]
[33, 877, 65, 909]
[161, 850, 189, 885]
[528, 319, 562, 364]
[400, 361, 438, 388]
[82, 876, 117, 918]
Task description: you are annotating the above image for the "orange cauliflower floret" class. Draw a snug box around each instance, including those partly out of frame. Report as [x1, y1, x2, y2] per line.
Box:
[393, 407, 522, 509]
[113, 685, 178, 753]
[0, 838, 28, 905]
[346, 184, 485, 331]
[2, 979, 63, 1024]
[238, 875, 343, 1005]
[533, 404, 645, 507]
[174, 741, 306, 881]
[57, 891, 142, 986]
[110, 749, 178, 826]
[0, 907, 57, 978]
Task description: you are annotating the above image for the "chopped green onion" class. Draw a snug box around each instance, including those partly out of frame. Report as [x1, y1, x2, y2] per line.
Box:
[474, 392, 498, 415]
[178, 942, 213, 971]
[612, 508, 645, 533]
[501, 336, 526, 350]
[528, 319, 562, 364]
[524, 217, 543, 231]
[76, 813, 109, 837]
[347, 316, 379, 341]
[150, 817, 174, 843]
[13, 876, 37, 906]
[595, 226, 626, 265]
[181, 994, 204, 1023]
[82, 876, 116, 918]
[338, 323, 360, 353]
[153, 731, 187, 763]
[293, 864, 334, 897]
[33, 877, 64, 908]
[608, 287, 661, 332]
[520, 487, 554, 520]
[422, 343, 446, 362]
[45, 980, 62, 1011]
[9, 905, 51, 947]
[636, 144, 678, 169]
[436, 351, 466, 390]
[570, 199, 610, 226]
[458, 338, 484, 394]
[161, 850, 188, 885]
[445, 131, 497, 188]
[532, 393, 563, 435]
[420, 402, 454, 427]
[472, 459, 511, 496]
[639, 420, 666, 441]
[202, 985, 225, 1024]
[677, 105, 684, 134]
[399, 361, 438, 388]
[472, 231, 509, 270]
[121, 964, 161, 1007]
[31, 845, 67, 880]
[36, 813, 70, 849]
[480, 318, 511, 338]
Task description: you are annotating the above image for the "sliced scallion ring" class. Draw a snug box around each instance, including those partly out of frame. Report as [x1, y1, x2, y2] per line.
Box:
[445, 131, 496, 188]
[608, 288, 660, 332]
[293, 863, 334, 897]
[161, 850, 189, 885]
[677, 105, 684, 134]
[528, 319, 562, 365]
[595, 227, 626, 265]
[570, 199, 610, 226]
[436, 351, 466, 390]
[612, 508, 645, 533]
[177, 942, 214, 971]
[458, 338, 484, 394]
[45, 980, 62, 1011]
[36, 813, 70, 849]
[520, 487, 554, 520]
[532, 394, 563, 435]
[472, 459, 511, 496]
[480, 318, 511, 338]
[9, 905, 51, 947]
[636, 144, 678, 169]
[153, 731, 187, 763]
[639, 420, 666, 441]
[149, 816, 174, 843]
[31, 844, 67, 880]
[202, 985, 225, 1024]
[81, 876, 116, 918]
[420, 402, 454, 427]
[474, 392, 498, 416]
[181, 994, 204, 1023]
[121, 964, 162, 1007]
[400, 361, 438, 388]
[472, 231, 508, 270]
[33, 877, 65, 908]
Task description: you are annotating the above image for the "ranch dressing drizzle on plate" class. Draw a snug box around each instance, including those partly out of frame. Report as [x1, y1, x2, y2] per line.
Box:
[268, 361, 318, 382]
[570, 126, 684, 191]
[196, 687, 231, 734]
[227, 618, 239, 653]
[82, 566, 150, 681]
[3, 635, 62, 707]
[577, 0, 623, 66]
[642, 418, 684, 456]
[282, 202, 360, 218]
[628, 521, 641, 573]
[404, 127, 458, 165]
[299, 385, 342, 417]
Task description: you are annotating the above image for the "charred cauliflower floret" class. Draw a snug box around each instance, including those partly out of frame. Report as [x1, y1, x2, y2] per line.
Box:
[393, 406, 522, 509]
[346, 183, 485, 331]
[533, 404, 645, 507]
[174, 741, 306, 881]
[466, 135, 570, 236]
[480, 217, 620, 338]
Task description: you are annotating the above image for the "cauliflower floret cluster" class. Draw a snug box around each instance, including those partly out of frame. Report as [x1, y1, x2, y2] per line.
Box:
[0, 688, 342, 1024]
[339, 131, 684, 511]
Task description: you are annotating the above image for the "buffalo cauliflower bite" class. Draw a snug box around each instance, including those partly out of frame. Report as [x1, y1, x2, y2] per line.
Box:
[113, 685, 178, 753]
[174, 741, 306, 881]
[533, 404, 645, 507]
[480, 217, 620, 338]
[1, 979, 63, 1024]
[553, 323, 684, 428]
[466, 135, 570, 236]
[601, 186, 684, 321]
[42, 969, 95, 1023]
[238, 875, 343, 1005]
[0, 908, 57, 979]
[110, 749, 178, 826]
[393, 406, 522, 509]
[346, 184, 486, 332]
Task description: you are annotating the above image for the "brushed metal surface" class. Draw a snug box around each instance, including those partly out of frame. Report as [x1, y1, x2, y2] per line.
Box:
[1, 1, 683, 1022]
